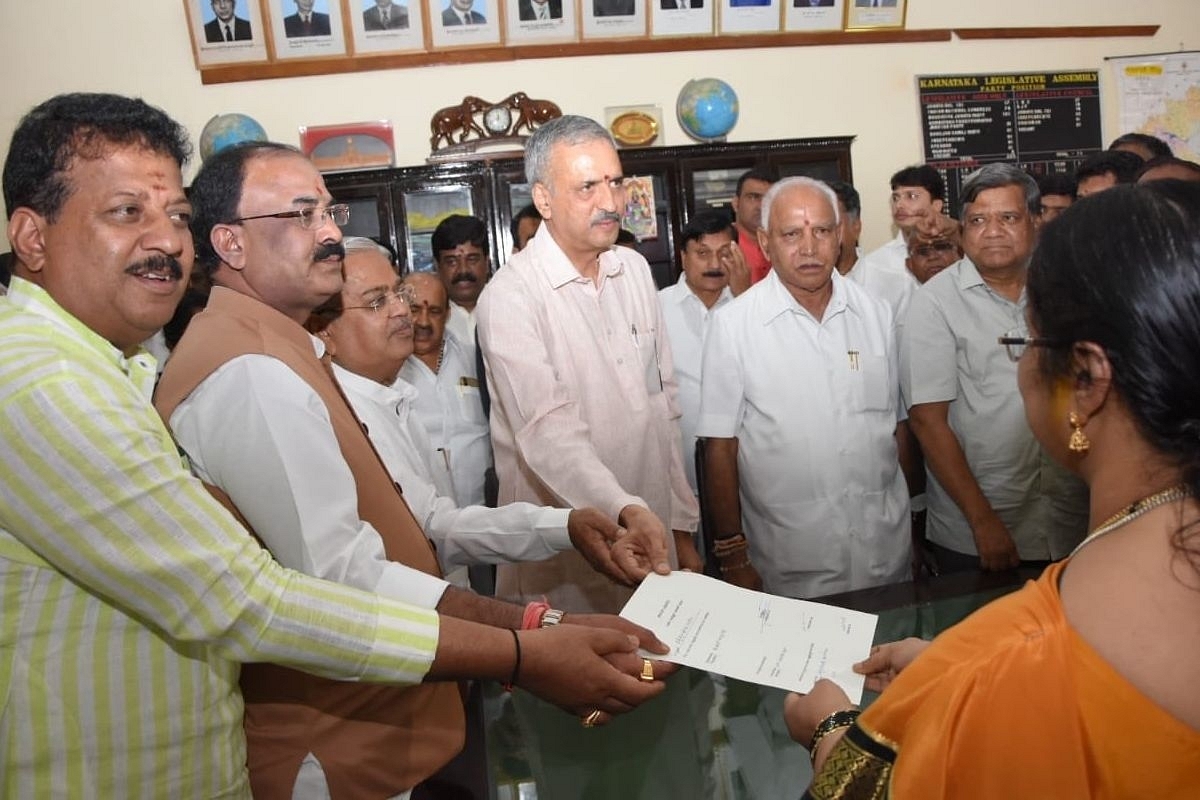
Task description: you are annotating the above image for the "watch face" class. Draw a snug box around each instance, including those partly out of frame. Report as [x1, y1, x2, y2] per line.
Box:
[484, 105, 512, 134]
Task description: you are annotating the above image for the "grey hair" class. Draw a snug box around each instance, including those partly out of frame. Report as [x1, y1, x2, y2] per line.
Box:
[760, 176, 841, 231]
[524, 115, 616, 187]
[343, 236, 394, 262]
[959, 163, 1040, 217]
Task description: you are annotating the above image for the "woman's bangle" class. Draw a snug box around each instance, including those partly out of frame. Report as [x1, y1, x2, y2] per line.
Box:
[809, 709, 860, 764]
[503, 629, 522, 691]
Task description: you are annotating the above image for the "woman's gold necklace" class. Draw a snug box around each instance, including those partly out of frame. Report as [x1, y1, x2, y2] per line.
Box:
[1071, 484, 1191, 556]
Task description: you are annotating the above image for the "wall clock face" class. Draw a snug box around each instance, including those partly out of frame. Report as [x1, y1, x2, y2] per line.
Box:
[484, 105, 513, 134]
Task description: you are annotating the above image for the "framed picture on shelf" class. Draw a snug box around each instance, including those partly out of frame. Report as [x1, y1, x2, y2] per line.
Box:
[651, 0, 713, 38]
[504, 0, 579, 44]
[719, 0, 781, 35]
[429, 0, 501, 48]
[184, 0, 269, 66]
[300, 121, 395, 172]
[349, 0, 426, 53]
[582, 0, 646, 40]
[267, 0, 348, 58]
[844, 0, 905, 31]
[783, 0, 842, 32]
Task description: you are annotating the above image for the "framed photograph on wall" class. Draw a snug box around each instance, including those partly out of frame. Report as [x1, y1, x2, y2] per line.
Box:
[349, 0, 425, 53]
[582, 0, 646, 40]
[300, 121, 395, 173]
[651, 0, 713, 37]
[844, 0, 905, 31]
[184, 0, 269, 66]
[268, 0, 348, 58]
[783, 0, 842, 33]
[429, 0, 501, 48]
[504, 0, 579, 44]
[719, 0, 781, 35]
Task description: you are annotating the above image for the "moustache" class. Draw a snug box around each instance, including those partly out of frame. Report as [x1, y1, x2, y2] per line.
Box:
[591, 211, 622, 226]
[313, 242, 345, 262]
[125, 255, 184, 281]
[701, 270, 725, 279]
[451, 272, 477, 285]
[392, 318, 414, 336]
[412, 324, 434, 337]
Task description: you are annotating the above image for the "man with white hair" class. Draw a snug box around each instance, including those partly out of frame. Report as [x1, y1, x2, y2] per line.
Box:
[698, 176, 913, 598]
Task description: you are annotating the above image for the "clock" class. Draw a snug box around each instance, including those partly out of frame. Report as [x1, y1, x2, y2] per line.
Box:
[483, 104, 512, 136]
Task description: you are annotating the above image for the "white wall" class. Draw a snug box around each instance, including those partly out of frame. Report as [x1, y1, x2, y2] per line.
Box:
[0, 1, 1195, 248]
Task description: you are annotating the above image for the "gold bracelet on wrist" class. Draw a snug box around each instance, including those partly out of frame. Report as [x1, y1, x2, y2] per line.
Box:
[712, 533, 748, 558]
[809, 709, 860, 765]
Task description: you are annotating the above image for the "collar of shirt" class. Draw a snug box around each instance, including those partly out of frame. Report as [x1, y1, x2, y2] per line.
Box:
[533, 230, 627, 290]
[953, 256, 1027, 305]
[448, 299, 474, 320]
[332, 360, 417, 414]
[662, 271, 732, 312]
[5, 276, 159, 398]
[757, 267, 852, 326]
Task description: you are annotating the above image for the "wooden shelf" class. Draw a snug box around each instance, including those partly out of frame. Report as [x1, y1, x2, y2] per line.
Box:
[198, 24, 1159, 85]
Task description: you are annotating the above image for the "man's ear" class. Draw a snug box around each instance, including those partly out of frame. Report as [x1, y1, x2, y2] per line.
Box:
[7, 209, 48, 274]
[931, 198, 945, 216]
[210, 223, 246, 272]
[531, 182, 552, 220]
[756, 225, 770, 257]
[1070, 341, 1112, 418]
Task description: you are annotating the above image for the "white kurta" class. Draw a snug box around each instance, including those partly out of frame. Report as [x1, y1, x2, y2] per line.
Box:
[397, 330, 492, 508]
[658, 274, 733, 494]
[334, 363, 573, 571]
[697, 270, 911, 599]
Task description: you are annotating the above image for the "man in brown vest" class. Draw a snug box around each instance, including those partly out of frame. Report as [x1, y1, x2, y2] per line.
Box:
[156, 142, 672, 800]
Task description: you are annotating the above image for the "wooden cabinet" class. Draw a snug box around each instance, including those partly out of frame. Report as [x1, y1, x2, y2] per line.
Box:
[325, 136, 853, 288]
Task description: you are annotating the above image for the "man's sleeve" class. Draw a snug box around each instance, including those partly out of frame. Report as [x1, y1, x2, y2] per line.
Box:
[696, 308, 746, 439]
[476, 276, 643, 521]
[168, 355, 450, 610]
[1, 365, 438, 684]
[899, 285, 959, 410]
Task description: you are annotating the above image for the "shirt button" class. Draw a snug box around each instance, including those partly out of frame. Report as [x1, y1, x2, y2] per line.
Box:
[617, 358, 624, 364]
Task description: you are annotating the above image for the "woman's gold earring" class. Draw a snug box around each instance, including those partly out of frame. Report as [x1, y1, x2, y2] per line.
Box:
[1067, 411, 1090, 454]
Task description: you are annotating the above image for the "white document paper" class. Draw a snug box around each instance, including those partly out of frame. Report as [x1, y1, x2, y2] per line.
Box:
[620, 571, 877, 702]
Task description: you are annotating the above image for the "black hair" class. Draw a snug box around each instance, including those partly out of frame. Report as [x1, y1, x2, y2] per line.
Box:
[1036, 172, 1077, 199]
[1109, 131, 1172, 160]
[825, 180, 861, 219]
[680, 209, 735, 249]
[1135, 155, 1200, 182]
[1074, 150, 1144, 189]
[431, 214, 488, 257]
[736, 167, 779, 196]
[889, 164, 945, 201]
[3, 92, 191, 222]
[188, 141, 301, 278]
[1029, 182, 1200, 536]
[509, 203, 542, 245]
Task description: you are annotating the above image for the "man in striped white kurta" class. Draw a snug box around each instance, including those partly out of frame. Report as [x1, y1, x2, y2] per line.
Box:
[0, 93, 460, 799]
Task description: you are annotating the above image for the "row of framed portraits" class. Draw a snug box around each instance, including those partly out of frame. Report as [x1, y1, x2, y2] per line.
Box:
[186, 0, 906, 68]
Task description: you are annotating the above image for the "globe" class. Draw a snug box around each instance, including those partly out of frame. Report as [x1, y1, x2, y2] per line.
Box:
[676, 78, 739, 143]
[199, 113, 268, 162]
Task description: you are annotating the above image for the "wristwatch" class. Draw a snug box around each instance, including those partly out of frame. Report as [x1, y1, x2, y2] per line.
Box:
[539, 608, 565, 627]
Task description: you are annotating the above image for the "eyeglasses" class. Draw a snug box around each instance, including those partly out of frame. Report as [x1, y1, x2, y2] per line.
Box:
[232, 203, 350, 230]
[342, 286, 416, 314]
[997, 333, 1060, 362]
[910, 241, 958, 259]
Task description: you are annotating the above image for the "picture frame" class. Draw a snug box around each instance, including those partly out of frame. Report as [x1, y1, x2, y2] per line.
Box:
[402, 186, 476, 272]
[428, 0, 501, 49]
[504, 0, 579, 44]
[650, 0, 713, 38]
[582, 0, 646, 40]
[349, 0, 426, 53]
[719, 0, 781, 35]
[843, 0, 905, 31]
[184, 0, 269, 66]
[783, 0, 842, 33]
[267, 0, 348, 59]
[299, 120, 395, 172]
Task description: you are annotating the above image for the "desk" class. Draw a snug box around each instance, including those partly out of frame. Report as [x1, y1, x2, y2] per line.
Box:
[485, 567, 1041, 799]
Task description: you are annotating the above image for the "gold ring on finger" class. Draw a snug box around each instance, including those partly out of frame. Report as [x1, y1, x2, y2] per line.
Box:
[581, 709, 602, 728]
[640, 658, 655, 682]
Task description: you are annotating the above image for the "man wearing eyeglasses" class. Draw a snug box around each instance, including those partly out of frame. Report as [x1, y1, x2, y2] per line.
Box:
[900, 163, 1088, 575]
[156, 142, 673, 799]
[852, 164, 945, 291]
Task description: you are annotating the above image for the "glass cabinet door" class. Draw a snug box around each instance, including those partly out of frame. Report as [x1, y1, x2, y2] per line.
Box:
[393, 167, 489, 273]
